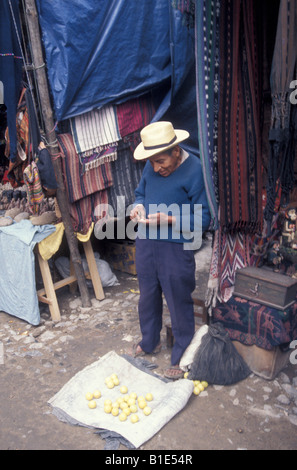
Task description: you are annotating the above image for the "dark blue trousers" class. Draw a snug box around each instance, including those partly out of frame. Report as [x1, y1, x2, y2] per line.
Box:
[135, 238, 196, 365]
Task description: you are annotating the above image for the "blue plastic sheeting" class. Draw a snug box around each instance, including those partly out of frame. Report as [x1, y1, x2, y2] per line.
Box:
[0, 0, 23, 162]
[36, 0, 194, 121]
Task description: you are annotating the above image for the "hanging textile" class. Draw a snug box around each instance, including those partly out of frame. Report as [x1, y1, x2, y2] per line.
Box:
[217, 0, 263, 233]
[4, 87, 29, 187]
[194, 0, 220, 230]
[264, 0, 297, 229]
[116, 93, 156, 138]
[57, 133, 113, 204]
[206, 224, 251, 307]
[0, 0, 23, 163]
[106, 140, 145, 217]
[70, 105, 121, 156]
[57, 133, 111, 235]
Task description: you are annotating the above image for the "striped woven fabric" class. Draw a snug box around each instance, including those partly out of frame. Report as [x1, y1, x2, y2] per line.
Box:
[217, 0, 262, 234]
[68, 187, 109, 235]
[70, 105, 121, 156]
[194, 0, 220, 230]
[23, 161, 44, 214]
[58, 133, 113, 203]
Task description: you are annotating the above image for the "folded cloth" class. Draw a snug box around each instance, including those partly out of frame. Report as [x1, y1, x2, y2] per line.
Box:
[70, 105, 121, 155]
[38, 222, 94, 261]
[58, 133, 113, 203]
[0, 220, 56, 325]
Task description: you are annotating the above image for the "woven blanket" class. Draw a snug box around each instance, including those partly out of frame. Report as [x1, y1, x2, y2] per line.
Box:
[58, 133, 113, 203]
[116, 93, 156, 138]
[212, 295, 297, 351]
[206, 227, 251, 307]
[70, 105, 121, 156]
[218, 0, 262, 233]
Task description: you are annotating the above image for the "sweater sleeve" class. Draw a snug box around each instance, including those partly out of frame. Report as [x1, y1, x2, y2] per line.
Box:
[172, 158, 211, 239]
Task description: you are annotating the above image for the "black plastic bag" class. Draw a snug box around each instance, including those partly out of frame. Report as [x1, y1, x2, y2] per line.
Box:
[188, 322, 251, 385]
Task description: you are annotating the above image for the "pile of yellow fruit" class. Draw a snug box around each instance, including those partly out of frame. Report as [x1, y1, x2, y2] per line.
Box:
[183, 372, 208, 395]
[85, 373, 154, 424]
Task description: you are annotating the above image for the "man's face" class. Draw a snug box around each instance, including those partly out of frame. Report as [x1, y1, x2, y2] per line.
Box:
[148, 147, 181, 177]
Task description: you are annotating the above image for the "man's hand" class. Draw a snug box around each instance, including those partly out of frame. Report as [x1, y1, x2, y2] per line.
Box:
[130, 204, 146, 222]
[140, 212, 176, 226]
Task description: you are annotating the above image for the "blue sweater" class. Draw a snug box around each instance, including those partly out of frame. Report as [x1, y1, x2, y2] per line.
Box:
[134, 152, 211, 247]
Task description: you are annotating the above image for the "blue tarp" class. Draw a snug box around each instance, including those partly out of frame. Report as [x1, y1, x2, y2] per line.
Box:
[35, 0, 195, 123]
[0, 0, 23, 162]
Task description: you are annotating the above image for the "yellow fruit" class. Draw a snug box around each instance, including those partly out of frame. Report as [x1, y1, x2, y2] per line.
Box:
[127, 398, 136, 406]
[106, 381, 114, 389]
[130, 404, 138, 413]
[85, 392, 93, 401]
[93, 390, 101, 399]
[112, 377, 120, 386]
[130, 392, 138, 400]
[193, 380, 201, 386]
[201, 381, 208, 388]
[137, 395, 145, 402]
[117, 397, 124, 404]
[120, 385, 128, 394]
[112, 402, 119, 409]
[104, 399, 112, 406]
[120, 402, 129, 410]
[88, 400, 97, 409]
[197, 383, 205, 392]
[130, 414, 139, 423]
[110, 373, 118, 380]
[193, 386, 200, 395]
[105, 376, 111, 384]
[143, 406, 152, 416]
[138, 400, 147, 409]
[125, 407, 131, 416]
[104, 404, 112, 413]
[111, 407, 119, 416]
[119, 412, 127, 421]
[145, 393, 153, 402]
[184, 372, 189, 379]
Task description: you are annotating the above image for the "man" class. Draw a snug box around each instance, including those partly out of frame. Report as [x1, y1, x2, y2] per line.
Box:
[130, 121, 210, 379]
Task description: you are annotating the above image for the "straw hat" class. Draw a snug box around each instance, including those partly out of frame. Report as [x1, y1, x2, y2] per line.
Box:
[134, 121, 189, 160]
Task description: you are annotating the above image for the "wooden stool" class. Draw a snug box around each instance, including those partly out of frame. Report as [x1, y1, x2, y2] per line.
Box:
[36, 239, 104, 322]
[166, 296, 209, 348]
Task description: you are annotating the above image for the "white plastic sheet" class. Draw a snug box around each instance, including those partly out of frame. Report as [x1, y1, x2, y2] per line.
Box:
[48, 351, 193, 448]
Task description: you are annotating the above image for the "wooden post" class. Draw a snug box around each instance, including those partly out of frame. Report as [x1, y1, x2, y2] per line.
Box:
[24, 0, 91, 307]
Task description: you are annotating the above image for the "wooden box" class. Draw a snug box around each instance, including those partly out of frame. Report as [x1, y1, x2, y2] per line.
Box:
[102, 240, 136, 275]
[232, 341, 291, 380]
[233, 266, 297, 310]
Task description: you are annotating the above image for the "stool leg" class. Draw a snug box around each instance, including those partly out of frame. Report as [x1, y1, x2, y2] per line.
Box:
[37, 252, 61, 322]
[83, 240, 105, 300]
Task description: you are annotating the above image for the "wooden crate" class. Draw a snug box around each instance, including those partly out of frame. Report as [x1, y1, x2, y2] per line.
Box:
[232, 341, 291, 380]
[102, 240, 136, 275]
[233, 266, 297, 310]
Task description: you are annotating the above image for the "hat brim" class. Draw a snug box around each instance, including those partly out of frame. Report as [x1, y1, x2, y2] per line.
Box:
[133, 129, 189, 161]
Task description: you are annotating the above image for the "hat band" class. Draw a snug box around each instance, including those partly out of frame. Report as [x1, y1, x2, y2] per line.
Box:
[143, 135, 177, 151]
